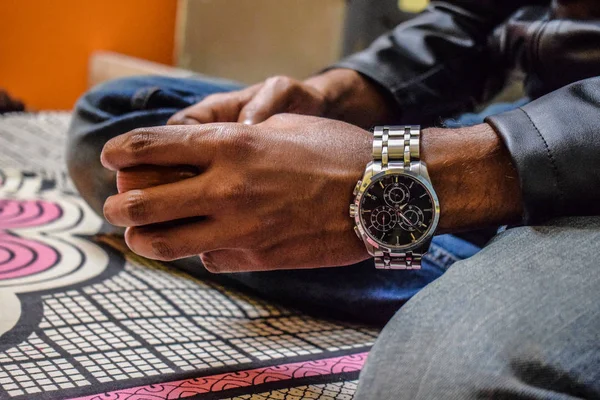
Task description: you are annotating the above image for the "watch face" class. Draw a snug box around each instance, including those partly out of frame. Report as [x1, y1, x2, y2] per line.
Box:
[359, 174, 436, 248]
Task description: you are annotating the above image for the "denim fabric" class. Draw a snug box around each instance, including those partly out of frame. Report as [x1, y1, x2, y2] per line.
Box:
[355, 216, 600, 399]
[68, 75, 519, 325]
[443, 98, 531, 128]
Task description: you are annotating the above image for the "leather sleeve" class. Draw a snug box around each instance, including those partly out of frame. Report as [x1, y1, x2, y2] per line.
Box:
[490, 9, 600, 99]
[486, 77, 600, 223]
[331, 0, 548, 124]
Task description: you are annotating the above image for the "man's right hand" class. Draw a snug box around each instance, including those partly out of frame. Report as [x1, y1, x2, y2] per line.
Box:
[167, 69, 395, 129]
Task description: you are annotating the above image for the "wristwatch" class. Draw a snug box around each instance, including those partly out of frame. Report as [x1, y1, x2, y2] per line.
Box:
[350, 126, 440, 269]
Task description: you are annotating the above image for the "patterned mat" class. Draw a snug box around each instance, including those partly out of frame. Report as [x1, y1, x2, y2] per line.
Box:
[0, 113, 377, 399]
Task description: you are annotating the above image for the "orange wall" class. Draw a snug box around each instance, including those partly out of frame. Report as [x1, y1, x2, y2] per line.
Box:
[0, 0, 177, 110]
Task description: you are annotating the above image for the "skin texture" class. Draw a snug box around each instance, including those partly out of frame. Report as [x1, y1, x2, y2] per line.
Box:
[422, 124, 523, 232]
[167, 69, 394, 129]
[102, 115, 374, 272]
[102, 68, 523, 272]
[102, 113, 523, 272]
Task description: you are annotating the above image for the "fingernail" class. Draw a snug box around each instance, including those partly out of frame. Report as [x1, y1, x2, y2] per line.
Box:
[243, 119, 253, 125]
[183, 118, 199, 125]
[178, 170, 198, 179]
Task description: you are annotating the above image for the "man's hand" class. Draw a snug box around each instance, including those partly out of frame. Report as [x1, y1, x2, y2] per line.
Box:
[101, 116, 523, 273]
[102, 114, 373, 272]
[167, 69, 395, 128]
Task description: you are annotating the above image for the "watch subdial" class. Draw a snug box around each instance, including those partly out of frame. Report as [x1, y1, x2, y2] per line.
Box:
[398, 205, 425, 232]
[384, 182, 410, 206]
[370, 206, 398, 232]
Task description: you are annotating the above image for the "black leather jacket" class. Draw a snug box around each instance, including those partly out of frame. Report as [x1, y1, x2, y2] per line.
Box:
[333, 0, 600, 224]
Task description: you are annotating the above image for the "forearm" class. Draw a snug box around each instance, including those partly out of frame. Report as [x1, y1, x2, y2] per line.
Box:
[306, 66, 527, 232]
[423, 76, 600, 231]
[422, 123, 523, 232]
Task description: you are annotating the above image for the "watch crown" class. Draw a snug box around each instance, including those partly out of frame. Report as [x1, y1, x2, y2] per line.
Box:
[353, 180, 362, 196]
[349, 204, 358, 218]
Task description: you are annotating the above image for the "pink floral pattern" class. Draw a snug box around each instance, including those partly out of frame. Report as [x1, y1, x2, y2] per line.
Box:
[0, 200, 62, 280]
[0, 170, 373, 400]
[0, 199, 62, 229]
[0, 232, 59, 280]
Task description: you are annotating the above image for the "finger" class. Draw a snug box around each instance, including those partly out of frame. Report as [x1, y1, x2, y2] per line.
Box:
[237, 78, 295, 124]
[201, 249, 251, 273]
[201, 249, 279, 273]
[101, 124, 231, 171]
[125, 218, 225, 261]
[116, 165, 198, 193]
[104, 175, 217, 227]
[167, 85, 261, 125]
[167, 95, 231, 125]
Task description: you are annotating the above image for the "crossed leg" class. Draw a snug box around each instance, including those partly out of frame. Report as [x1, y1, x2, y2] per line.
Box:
[355, 217, 600, 399]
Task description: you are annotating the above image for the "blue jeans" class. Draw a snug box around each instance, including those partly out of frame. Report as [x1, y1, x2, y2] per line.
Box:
[68, 76, 503, 324]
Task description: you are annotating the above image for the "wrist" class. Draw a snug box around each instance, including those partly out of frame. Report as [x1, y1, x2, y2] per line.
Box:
[304, 69, 396, 128]
[422, 123, 523, 232]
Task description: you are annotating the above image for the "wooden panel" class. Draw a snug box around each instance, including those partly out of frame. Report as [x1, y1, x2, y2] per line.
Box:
[176, 0, 346, 84]
[88, 51, 195, 88]
[398, 0, 429, 12]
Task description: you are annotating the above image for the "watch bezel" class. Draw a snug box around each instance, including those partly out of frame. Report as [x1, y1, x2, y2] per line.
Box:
[353, 168, 440, 253]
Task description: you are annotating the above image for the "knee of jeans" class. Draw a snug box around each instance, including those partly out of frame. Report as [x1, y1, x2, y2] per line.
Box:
[87, 75, 149, 94]
[66, 141, 116, 218]
[75, 75, 168, 114]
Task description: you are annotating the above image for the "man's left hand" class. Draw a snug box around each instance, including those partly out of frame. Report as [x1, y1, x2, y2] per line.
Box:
[101, 114, 373, 272]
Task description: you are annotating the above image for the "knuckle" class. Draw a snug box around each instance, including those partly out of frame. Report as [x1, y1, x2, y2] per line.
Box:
[267, 75, 293, 87]
[198, 93, 221, 107]
[266, 75, 301, 94]
[203, 92, 228, 103]
[127, 129, 157, 159]
[124, 190, 149, 223]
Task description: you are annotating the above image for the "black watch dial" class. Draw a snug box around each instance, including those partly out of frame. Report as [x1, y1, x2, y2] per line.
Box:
[359, 174, 435, 247]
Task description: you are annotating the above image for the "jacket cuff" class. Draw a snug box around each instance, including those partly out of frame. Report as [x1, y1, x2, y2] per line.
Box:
[486, 108, 559, 224]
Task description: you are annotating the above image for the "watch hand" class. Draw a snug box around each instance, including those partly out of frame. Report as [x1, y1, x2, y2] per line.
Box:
[396, 210, 413, 226]
[397, 209, 424, 233]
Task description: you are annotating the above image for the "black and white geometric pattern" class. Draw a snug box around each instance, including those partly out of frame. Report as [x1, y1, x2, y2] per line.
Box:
[0, 358, 89, 397]
[0, 113, 379, 399]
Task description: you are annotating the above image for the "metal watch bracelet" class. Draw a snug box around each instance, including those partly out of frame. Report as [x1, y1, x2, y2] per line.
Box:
[372, 125, 422, 269]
